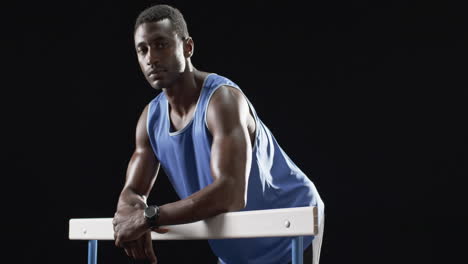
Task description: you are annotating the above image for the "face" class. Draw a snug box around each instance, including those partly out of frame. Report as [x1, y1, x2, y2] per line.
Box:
[134, 19, 190, 90]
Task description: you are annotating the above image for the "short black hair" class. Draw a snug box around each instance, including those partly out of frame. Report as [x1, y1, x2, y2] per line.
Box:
[134, 4, 189, 40]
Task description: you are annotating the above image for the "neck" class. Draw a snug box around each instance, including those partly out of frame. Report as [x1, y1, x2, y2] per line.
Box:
[163, 66, 203, 117]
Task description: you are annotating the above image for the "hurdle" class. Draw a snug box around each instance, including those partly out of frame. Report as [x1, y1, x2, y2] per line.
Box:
[69, 206, 319, 264]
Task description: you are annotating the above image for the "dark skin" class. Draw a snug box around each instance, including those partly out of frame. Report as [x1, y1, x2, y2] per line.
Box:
[112, 19, 256, 263]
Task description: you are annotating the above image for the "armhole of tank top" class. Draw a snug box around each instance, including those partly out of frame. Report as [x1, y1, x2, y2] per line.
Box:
[146, 102, 152, 138]
[203, 84, 259, 151]
[146, 100, 158, 157]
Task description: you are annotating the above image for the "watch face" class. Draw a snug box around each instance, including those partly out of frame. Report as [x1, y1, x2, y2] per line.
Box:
[145, 206, 157, 218]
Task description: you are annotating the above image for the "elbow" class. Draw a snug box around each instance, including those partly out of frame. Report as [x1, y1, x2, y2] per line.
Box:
[221, 198, 245, 213]
[215, 177, 247, 213]
[223, 189, 247, 212]
[211, 195, 245, 215]
[227, 197, 246, 212]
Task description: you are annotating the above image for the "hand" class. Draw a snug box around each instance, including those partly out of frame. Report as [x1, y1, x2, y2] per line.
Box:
[113, 205, 170, 250]
[113, 205, 148, 247]
[122, 231, 158, 264]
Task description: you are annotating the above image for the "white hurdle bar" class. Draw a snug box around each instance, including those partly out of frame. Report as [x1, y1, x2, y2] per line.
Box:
[69, 206, 318, 264]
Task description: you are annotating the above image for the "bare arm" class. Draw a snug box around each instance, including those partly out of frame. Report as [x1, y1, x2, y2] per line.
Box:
[114, 86, 252, 243]
[117, 104, 160, 211]
[113, 105, 162, 263]
[156, 85, 252, 225]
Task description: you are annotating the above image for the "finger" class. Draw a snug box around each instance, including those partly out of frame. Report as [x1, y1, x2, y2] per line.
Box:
[112, 220, 119, 232]
[112, 213, 120, 226]
[152, 227, 170, 234]
[144, 233, 157, 264]
[113, 221, 120, 235]
[123, 243, 133, 259]
[114, 232, 119, 247]
[129, 241, 140, 260]
[133, 238, 147, 260]
[115, 231, 123, 248]
[115, 231, 127, 248]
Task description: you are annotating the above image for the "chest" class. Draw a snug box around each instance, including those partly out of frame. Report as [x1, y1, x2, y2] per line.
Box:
[168, 106, 197, 133]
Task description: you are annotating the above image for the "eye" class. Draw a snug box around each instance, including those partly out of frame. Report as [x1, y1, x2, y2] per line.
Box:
[137, 47, 147, 54]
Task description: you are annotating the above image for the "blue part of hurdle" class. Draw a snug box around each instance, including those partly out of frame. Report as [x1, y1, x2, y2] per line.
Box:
[88, 240, 98, 264]
[85, 237, 305, 264]
[292, 236, 304, 264]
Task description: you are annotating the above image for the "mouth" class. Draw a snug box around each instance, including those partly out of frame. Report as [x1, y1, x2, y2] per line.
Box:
[148, 68, 166, 78]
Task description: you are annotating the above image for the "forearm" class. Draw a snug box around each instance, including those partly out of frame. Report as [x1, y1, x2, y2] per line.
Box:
[117, 149, 159, 211]
[157, 178, 245, 226]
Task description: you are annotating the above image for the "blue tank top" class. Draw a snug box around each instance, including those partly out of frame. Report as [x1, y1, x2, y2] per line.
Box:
[147, 73, 324, 264]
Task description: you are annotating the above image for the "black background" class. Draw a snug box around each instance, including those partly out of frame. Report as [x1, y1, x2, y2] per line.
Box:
[7, 0, 465, 263]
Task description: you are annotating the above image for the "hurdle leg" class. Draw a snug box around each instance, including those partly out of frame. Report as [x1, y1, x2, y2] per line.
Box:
[292, 236, 303, 264]
[88, 240, 98, 264]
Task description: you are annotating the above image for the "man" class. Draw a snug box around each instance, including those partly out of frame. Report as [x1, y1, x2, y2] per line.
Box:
[112, 4, 325, 264]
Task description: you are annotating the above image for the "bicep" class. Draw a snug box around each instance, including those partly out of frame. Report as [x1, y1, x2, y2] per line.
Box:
[207, 87, 252, 187]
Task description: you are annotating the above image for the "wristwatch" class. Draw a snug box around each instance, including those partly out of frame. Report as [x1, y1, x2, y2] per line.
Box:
[144, 205, 160, 228]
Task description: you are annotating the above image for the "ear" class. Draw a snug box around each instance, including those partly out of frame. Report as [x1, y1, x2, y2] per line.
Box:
[183, 37, 194, 58]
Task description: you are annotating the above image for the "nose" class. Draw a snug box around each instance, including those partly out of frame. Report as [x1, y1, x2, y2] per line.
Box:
[146, 47, 160, 66]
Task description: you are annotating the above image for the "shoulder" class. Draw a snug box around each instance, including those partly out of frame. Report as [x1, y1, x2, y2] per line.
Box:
[137, 104, 151, 132]
[134, 104, 152, 147]
[209, 85, 247, 113]
[203, 73, 239, 91]
[206, 85, 250, 133]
